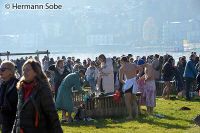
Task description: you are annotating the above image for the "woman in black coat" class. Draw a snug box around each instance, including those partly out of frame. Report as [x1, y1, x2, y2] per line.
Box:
[162, 57, 175, 99]
[12, 59, 62, 133]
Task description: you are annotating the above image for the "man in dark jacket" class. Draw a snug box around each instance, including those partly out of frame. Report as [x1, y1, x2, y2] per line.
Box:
[0, 61, 18, 133]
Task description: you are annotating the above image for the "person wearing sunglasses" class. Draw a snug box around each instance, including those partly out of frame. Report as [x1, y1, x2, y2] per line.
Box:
[0, 61, 18, 133]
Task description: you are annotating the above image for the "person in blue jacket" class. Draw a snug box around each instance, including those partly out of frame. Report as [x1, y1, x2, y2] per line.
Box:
[183, 54, 197, 100]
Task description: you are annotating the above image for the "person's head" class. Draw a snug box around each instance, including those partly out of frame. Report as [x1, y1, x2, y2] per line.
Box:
[128, 54, 133, 58]
[75, 59, 81, 64]
[141, 56, 146, 62]
[0, 61, 16, 81]
[147, 56, 152, 63]
[83, 60, 87, 65]
[190, 54, 196, 61]
[67, 57, 71, 61]
[129, 57, 134, 63]
[90, 61, 95, 67]
[87, 58, 91, 64]
[98, 54, 106, 63]
[120, 56, 128, 65]
[62, 56, 66, 60]
[136, 56, 140, 60]
[182, 56, 186, 61]
[154, 54, 159, 59]
[78, 69, 85, 78]
[20, 59, 48, 84]
[34, 56, 39, 61]
[168, 57, 174, 65]
[56, 59, 64, 69]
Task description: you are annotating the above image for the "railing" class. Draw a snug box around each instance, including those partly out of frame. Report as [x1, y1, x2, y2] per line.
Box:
[0, 50, 50, 60]
[72, 91, 142, 118]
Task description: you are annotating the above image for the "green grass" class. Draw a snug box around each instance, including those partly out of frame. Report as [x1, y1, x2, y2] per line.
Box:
[60, 98, 200, 133]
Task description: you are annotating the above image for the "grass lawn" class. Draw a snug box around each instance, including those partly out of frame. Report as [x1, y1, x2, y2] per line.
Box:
[60, 97, 200, 133]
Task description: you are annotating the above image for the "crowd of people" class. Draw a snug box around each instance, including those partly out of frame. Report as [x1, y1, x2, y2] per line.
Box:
[0, 52, 200, 133]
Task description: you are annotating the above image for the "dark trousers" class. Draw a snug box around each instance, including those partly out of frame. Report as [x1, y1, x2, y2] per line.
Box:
[114, 72, 117, 85]
[100, 78, 104, 93]
[2, 124, 13, 133]
[185, 77, 195, 99]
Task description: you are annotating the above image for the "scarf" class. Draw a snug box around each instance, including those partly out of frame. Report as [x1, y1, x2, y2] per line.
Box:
[23, 81, 35, 101]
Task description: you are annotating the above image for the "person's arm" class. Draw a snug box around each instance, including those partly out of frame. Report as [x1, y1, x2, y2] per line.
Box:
[119, 68, 125, 84]
[40, 83, 63, 133]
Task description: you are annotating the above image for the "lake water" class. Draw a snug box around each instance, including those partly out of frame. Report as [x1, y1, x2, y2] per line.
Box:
[0, 46, 196, 63]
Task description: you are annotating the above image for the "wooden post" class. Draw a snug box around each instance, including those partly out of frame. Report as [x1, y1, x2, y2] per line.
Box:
[7, 51, 10, 60]
[36, 50, 39, 58]
[0, 50, 50, 61]
[47, 50, 49, 58]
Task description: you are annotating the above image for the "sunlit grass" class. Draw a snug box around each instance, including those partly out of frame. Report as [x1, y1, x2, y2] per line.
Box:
[59, 98, 200, 133]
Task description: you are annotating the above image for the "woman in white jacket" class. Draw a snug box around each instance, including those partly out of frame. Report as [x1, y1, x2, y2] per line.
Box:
[98, 54, 114, 94]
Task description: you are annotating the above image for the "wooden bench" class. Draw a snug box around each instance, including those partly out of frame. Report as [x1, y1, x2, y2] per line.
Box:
[72, 91, 142, 118]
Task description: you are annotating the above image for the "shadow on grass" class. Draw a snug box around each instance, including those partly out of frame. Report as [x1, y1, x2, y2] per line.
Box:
[61, 118, 124, 129]
[153, 110, 193, 122]
[138, 119, 190, 130]
[61, 113, 192, 130]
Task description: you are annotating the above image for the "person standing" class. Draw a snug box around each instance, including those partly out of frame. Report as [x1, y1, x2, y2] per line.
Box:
[49, 59, 70, 101]
[143, 62, 156, 115]
[162, 57, 175, 99]
[98, 54, 114, 95]
[85, 61, 99, 95]
[119, 56, 145, 120]
[12, 59, 62, 133]
[183, 54, 197, 100]
[0, 61, 18, 133]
